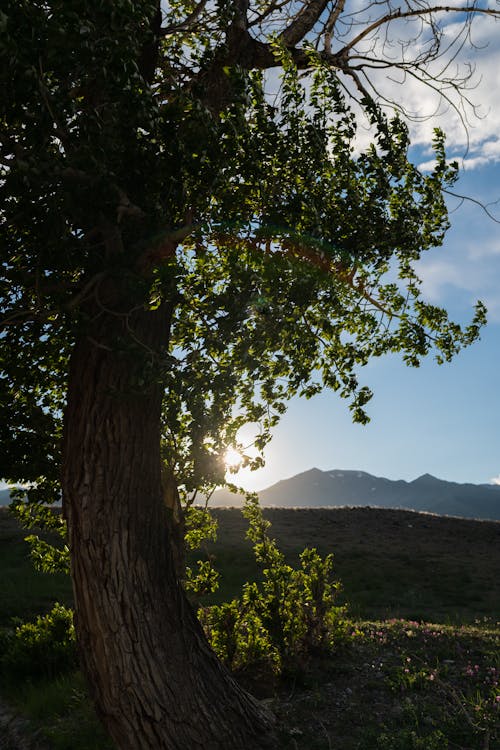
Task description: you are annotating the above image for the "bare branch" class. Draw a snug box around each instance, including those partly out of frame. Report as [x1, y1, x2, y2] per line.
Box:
[338, 5, 500, 58]
[325, 0, 347, 54]
[0, 271, 112, 329]
[279, 0, 330, 48]
[444, 189, 500, 223]
[65, 272, 109, 311]
[0, 306, 46, 329]
[248, 0, 292, 29]
[37, 57, 69, 147]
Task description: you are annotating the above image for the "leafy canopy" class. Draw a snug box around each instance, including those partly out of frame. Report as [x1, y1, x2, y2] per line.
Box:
[0, 1, 485, 500]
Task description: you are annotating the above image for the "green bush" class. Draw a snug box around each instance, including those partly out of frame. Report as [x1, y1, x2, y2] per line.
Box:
[183, 506, 220, 597]
[1, 603, 77, 681]
[198, 496, 349, 680]
[375, 729, 449, 749]
[10, 498, 70, 575]
[6, 494, 349, 685]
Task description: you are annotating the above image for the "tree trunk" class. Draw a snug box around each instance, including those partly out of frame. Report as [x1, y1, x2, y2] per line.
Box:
[61, 282, 275, 750]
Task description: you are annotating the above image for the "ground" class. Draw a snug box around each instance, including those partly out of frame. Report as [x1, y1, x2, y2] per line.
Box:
[0, 506, 498, 749]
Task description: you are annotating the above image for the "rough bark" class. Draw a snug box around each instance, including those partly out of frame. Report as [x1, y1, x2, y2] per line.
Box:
[61, 278, 275, 750]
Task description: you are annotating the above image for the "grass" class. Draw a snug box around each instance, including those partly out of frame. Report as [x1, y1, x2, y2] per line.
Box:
[0, 510, 72, 627]
[273, 619, 499, 749]
[205, 507, 500, 624]
[1, 505, 499, 749]
[4, 671, 113, 750]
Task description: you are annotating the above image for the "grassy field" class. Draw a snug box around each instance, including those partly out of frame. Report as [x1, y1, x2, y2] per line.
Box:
[1, 505, 499, 749]
[203, 506, 500, 624]
[0, 509, 72, 627]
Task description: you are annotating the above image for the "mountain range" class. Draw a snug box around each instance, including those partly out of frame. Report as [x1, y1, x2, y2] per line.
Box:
[211, 468, 500, 521]
[2, 470, 499, 520]
[0, 489, 12, 506]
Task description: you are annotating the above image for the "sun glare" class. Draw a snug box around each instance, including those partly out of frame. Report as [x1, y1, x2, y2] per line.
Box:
[224, 447, 243, 471]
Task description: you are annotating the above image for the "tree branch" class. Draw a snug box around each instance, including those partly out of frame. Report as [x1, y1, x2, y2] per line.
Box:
[324, 0, 346, 55]
[279, 0, 330, 48]
[138, 3, 162, 82]
[160, 0, 209, 36]
[338, 6, 500, 58]
[444, 189, 500, 223]
[136, 220, 195, 273]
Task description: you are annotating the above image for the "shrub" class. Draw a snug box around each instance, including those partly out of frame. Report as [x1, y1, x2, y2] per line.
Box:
[375, 729, 449, 749]
[1, 603, 77, 681]
[199, 495, 349, 680]
[7, 493, 349, 685]
[183, 506, 220, 597]
[10, 498, 70, 575]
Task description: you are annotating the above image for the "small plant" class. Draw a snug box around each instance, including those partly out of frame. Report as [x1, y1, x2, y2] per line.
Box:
[10, 497, 70, 575]
[375, 729, 449, 749]
[199, 495, 349, 680]
[1, 603, 76, 681]
[183, 506, 220, 597]
[388, 655, 438, 692]
[379, 621, 499, 750]
[200, 597, 281, 677]
[455, 662, 500, 747]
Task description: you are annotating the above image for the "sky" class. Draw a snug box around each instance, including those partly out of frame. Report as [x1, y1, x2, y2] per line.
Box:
[228, 11, 500, 492]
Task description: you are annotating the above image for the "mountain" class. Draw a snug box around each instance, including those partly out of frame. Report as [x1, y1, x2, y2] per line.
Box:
[0, 488, 29, 506]
[0, 489, 12, 506]
[3, 471, 499, 520]
[211, 469, 500, 521]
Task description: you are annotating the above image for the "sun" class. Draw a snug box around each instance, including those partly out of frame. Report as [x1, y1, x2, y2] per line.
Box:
[224, 447, 243, 471]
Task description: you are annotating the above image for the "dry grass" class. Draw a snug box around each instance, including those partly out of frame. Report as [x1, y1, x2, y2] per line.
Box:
[206, 506, 500, 623]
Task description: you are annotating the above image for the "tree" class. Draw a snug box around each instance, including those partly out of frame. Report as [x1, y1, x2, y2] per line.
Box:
[0, 2, 496, 748]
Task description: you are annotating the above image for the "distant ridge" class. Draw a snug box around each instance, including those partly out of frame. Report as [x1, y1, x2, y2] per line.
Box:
[3, 472, 499, 521]
[0, 489, 12, 506]
[211, 468, 500, 521]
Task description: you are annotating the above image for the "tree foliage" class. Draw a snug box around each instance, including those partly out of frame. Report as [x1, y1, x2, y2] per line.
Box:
[1, 2, 491, 500]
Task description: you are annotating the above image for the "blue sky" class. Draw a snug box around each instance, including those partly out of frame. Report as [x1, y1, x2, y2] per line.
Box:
[231, 165, 500, 491]
[230, 13, 500, 492]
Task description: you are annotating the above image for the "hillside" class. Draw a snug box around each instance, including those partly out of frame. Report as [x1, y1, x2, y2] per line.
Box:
[207, 505, 500, 623]
[211, 468, 500, 520]
[2, 504, 499, 626]
[0, 489, 11, 506]
[4, 469, 500, 520]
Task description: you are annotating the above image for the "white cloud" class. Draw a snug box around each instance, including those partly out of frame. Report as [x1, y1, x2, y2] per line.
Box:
[418, 222, 500, 322]
[464, 236, 500, 262]
[262, 10, 500, 168]
[417, 258, 471, 300]
[421, 140, 500, 171]
[347, 13, 500, 165]
[490, 475, 500, 485]
[418, 158, 438, 171]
